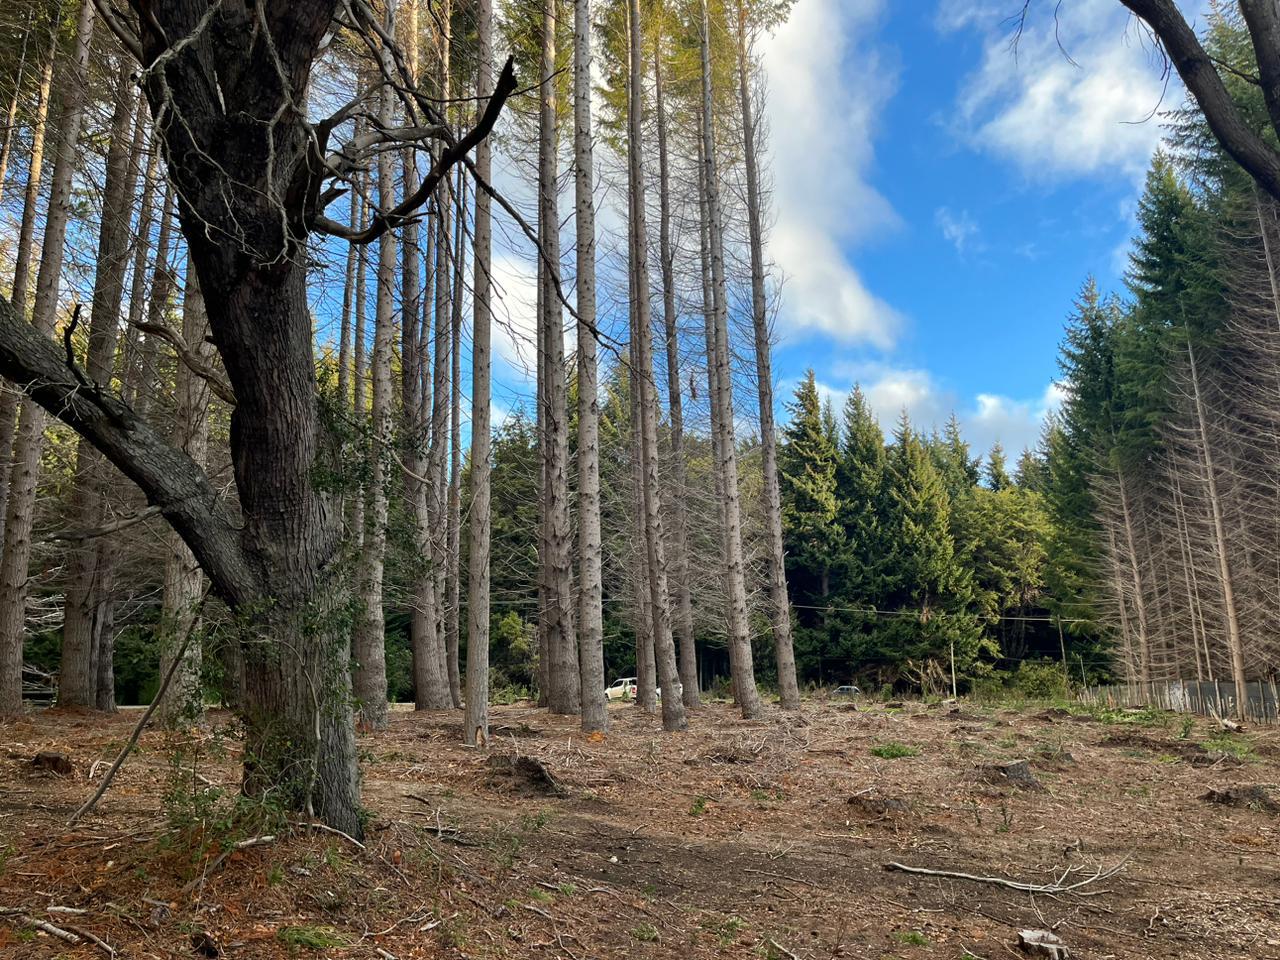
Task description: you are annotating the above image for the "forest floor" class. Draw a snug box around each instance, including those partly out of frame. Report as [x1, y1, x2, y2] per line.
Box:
[1, 697, 1278, 960]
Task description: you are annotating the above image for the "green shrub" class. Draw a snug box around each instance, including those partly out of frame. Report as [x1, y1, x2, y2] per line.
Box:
[870, 741, 919, 759]
[1010, 661, 1069, 699]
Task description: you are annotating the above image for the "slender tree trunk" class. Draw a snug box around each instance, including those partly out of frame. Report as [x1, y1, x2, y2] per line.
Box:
[466, 0, 497, 747]
[653, 26, 699, 711]
[1186, 337, 1248, 719]
[575, 0, 607, 733]
[428, 3, 457, 707]
[698, 0, 762, 719]
[403, 1, 451, 711]
[0, 0, 96, 715]
[734, 4, 798, 709]
[629, 0, 686, 732]
[446, 170, 466, 708]
[541, 0, 580, 715]
[0, 19, 57, 548]
[60, 70, 143, 709]
[157, 264, 214, 726]
[1115, 470, 1152, 684]
[353, 5, 400, 731]
[630, 322, 657, 714]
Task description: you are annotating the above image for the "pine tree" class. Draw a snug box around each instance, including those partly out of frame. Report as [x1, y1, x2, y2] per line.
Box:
[984, 442, 1011, 492]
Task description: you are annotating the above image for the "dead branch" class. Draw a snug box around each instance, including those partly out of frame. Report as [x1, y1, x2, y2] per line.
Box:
[884, 857, 1129, 896]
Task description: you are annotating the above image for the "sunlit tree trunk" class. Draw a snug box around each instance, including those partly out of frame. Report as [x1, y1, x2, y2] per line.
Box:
[575, 0, 607, 733]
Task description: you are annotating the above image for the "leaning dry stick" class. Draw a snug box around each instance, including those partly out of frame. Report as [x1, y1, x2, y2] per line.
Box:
[0, 907, 115, 957]
[68, 590, 209, 825]
[884, 857, 1129, 896]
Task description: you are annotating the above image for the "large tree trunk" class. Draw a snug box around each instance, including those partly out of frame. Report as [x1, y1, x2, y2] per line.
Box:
[156, 264, 214, 727]
[653, 26, 699, 711]
[0, 17, 57, 550]
[466, 0, 497, 747]
[734, 4, 799, 710]
[0, 0, 96, 716]
[60, 69, 144, 709]
[575, 0, 607, 734]
[698, 0, 763, 719]
[629, 0, 687, 733]
[540, 0, 580, 716]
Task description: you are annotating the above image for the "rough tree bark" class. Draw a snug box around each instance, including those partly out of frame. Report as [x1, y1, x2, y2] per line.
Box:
[446, 170, 466, 709]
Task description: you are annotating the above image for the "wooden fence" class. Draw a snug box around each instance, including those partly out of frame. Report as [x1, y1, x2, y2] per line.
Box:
[1079, 679, 1279, 725]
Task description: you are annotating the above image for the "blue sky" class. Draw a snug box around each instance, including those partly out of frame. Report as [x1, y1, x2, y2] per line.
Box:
[759, 0, 1202, 457]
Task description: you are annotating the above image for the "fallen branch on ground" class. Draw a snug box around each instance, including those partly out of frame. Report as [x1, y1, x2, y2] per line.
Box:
[884, 856, 1129, 896]
[0, 907, 116, 957]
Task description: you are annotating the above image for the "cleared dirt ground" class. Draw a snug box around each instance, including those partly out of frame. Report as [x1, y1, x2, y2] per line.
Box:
[1, 697, 1278, 959]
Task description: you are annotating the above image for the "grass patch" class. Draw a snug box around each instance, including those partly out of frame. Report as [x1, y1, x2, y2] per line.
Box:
[870, 742, 919, 759]
[1204, 734, 1256, 761]
[894, 930, 929, 946]
[689, 795, 709, 816]
[276, 926, 348, 950]
[632, 923, 660, 942]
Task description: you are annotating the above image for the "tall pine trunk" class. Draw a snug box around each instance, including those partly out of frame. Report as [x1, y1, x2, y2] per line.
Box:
[734, 4, 798, 709]
[466, 0, 497, 746]
[629, 0, 687, 732]
[653, 26, 699, 710]
[540, 0, 579, 715]
[698, 0, 762, 719]
[353, 6, 400, 731]
[60, 70, 144, 709]
[575, 0, 607, 733]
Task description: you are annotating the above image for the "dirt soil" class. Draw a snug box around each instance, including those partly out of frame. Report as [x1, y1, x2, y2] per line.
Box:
[2, 699, 1279, 959]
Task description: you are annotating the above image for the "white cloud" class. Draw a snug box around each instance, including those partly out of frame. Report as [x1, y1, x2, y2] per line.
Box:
[946, 0, 1190, 180]
[935, 206, 980, 254]
[761, 0, 901, 345]
[809, 367, 1060, 456]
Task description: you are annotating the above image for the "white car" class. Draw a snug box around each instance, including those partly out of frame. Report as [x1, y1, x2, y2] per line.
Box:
[605, 677, 638, 700]
[604, 677, 683, 701]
